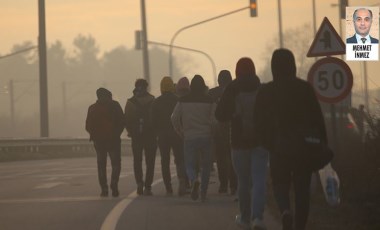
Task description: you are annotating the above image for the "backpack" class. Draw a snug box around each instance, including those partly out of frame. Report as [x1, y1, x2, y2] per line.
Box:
[234, 90, 258, 141]
[89, 102, 114, 141]
[130, 97, 153, 135]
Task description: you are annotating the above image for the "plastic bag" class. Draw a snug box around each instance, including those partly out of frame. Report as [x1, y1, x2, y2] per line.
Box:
[318, 163, 340, 206]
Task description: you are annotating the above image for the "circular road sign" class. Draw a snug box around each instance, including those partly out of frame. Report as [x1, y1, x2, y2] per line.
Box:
[307, 57, 353, 104]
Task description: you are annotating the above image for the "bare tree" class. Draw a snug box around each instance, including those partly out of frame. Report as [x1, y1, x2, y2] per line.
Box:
[259, 24, 315, 83]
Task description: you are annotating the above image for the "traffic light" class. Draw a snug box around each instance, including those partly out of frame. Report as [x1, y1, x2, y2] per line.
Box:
[339, 0, 348, 19]
[250, 0, 257, 17]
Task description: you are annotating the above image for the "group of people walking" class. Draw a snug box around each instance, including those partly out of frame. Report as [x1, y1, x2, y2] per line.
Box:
[85, 48, 328, 230]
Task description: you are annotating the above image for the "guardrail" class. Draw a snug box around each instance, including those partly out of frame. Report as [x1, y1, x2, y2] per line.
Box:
[0, 138, 131, 161]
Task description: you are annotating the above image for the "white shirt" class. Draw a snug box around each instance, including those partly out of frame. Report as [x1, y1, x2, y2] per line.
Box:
[355, 34, 371, 44]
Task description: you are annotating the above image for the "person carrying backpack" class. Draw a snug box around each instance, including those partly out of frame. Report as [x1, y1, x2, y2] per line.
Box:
[215, 58, 269, 230]
[208, 70, 237, 195]
[124, 79, 157, 196]
[85, 87, 124, 197]
[254, 49, 328, 230]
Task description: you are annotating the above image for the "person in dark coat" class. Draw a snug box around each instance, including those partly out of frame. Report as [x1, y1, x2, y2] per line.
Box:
[124, 79, 157, 196]
[85, 88, 124, 197]
[215, 58, 268, 230]
[254, 49, 327, 230]
[152, 76, 187, 196]
[208, 70, 237, 195]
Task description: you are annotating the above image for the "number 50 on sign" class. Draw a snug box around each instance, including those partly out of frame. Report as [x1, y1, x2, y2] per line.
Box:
[307, 57, 353, 104]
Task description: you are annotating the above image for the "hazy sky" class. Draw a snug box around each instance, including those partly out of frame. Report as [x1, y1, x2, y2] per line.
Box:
[1, 0, 380, 94]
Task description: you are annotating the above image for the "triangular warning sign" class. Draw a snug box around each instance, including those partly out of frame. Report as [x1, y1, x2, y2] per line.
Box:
[307, 17, 345, 57]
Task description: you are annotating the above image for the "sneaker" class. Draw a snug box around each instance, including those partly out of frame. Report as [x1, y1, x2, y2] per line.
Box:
[166, 185, 173, 196]
[251, 218, 267, 230]
[137, 183, 143, 196]
[143, 188, 153, 196]
[218, 186, 228, 194]
[111, 185, 119, 197]
[166, 188, 173, 196]
[282, 210, 293, 230]
[230, 188, 237, 196]
[200, 191, 207, 202]
[178, 180, 187, 196]
[191, 181, 200, 201]
[100, 190, 108, 197]
[112, 189, 119, 197]
[235, 214, 250, 230]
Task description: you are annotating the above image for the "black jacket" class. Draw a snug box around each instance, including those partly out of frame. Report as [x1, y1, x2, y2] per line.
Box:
[86, 99, 124, 142]
[254, 78, 327, 153]
[151, 92, 179, 137]
[215, 75, 261, 149]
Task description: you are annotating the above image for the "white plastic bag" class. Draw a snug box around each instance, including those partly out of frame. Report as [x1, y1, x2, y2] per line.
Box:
[318, 163, 340, 206]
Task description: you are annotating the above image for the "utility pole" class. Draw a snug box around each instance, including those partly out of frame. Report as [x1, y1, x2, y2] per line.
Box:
[62, 82, 67, 122]
[9, 80, 15, 128]
[277, 0, 284, 48]
[38, 0, 49, 137]
[140, 0, 151, 84]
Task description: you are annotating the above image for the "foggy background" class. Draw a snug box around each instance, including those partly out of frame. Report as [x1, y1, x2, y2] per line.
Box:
[1, 0, 380, 138]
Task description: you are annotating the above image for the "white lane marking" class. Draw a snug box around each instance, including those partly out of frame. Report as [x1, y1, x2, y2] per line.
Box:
[100, 178, 165, 230]
[0, 196, 119, 204]
[34, 182, 66, 189]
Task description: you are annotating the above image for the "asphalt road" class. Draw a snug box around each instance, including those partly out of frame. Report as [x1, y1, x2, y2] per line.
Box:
[0, 156, 281, 230]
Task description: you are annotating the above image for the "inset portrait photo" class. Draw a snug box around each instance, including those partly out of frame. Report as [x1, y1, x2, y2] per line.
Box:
[346, 7, 379, 61]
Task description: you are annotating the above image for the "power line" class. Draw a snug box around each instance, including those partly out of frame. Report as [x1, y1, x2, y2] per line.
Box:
[0, 46, 38, 60]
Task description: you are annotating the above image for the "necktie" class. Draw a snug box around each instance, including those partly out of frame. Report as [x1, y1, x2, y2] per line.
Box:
[361, 38, 367, 44]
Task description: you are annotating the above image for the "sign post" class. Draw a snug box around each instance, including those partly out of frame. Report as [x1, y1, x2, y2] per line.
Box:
[307, 17, 352, 155]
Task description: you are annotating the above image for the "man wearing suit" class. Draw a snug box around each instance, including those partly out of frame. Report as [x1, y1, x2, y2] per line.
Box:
[347, 8, 379, 44]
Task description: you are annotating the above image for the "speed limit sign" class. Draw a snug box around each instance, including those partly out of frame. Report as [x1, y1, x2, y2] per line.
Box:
[307, 57, 353, 104]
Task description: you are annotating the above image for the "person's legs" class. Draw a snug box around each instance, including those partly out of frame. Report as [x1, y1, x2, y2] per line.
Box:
[184, 139, 202, 200]
[109, 139, 121, 197]
[228, 151, 238, 194]
[171, 133, 187, 195]
[214, 136, 228, 192]
[270, 156, 292, 213]
[232, 149, 252, 224]
[143, 135, 157, 193]
[199, 138, 212, 199]
[293, 169, 312, 230]
[184, 139, 198, 183]
[158, 135, 172, 193]
[94, 142, 108, 196]
[250, 147, 269, 221]
[270, 155, 293, 230]
[131, 137, 144, 194]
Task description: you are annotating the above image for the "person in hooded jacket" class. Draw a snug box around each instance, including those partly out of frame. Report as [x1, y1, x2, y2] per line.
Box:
[208, 70, 237, 195]
[124, 79, 157, 196]
[151, 76, 187, 196]
[171, 75, 216, 202]
[215, 58, 269, 230]
[253, 49, 327, 230]
[86, 88, 124, 197]
[175, 76, 190, 98]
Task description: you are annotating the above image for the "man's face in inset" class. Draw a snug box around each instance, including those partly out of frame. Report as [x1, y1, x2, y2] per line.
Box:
[354, 9, 373, 37]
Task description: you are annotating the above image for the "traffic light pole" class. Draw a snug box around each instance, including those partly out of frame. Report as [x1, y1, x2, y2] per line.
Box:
[149, 41, 217, 85]
[140, 0, 151, 84]
[168, 6, 249, 77]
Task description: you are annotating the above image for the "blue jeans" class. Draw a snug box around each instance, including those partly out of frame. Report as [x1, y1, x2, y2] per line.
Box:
[184, 137, 212, 193]
[232, 147, 269, 223]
